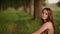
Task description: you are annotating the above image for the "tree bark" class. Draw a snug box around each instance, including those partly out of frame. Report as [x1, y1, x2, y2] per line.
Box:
[23, 0, 27, 13]
[34, 0, 42, 20]
[29, 0, 33, 15]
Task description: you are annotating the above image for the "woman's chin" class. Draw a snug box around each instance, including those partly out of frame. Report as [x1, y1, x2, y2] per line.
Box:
[42, 18, 46, 20]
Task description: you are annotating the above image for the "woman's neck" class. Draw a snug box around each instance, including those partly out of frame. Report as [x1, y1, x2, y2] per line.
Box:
[44, 19, 46, 23]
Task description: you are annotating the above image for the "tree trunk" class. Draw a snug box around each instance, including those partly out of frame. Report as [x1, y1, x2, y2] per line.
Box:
[23, 0, 27, 13]
[34, 0, 42, 20]
[29, 0, 33, 15]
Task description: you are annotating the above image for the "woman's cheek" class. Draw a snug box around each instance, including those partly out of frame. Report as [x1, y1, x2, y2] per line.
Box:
[45, 15, 48, 19]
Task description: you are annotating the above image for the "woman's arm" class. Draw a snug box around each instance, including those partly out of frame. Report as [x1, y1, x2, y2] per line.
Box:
[32, 22, 49, 34]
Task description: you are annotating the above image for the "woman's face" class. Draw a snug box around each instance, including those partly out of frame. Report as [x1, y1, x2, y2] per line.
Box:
[42, 10, 48, 20]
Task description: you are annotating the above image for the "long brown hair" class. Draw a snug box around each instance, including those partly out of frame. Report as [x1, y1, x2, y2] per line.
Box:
[41, 8, 55, 34]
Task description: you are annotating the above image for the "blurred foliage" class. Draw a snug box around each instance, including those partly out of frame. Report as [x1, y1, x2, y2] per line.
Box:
[0, 0, 30, 10]
[42, 0, 46, 6]
[0, 8, 41, 34]
[0, 0, 46, 10]
[56, 2, 60, 7]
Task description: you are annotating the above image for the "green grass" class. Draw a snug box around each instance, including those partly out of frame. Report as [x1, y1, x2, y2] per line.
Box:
[0, 8, 60, 34]
[0, 8, 41, 34]
[53, 10, 60, 34]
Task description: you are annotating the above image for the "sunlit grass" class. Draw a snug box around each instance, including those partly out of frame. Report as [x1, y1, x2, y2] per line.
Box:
[0, 8, 40, 34]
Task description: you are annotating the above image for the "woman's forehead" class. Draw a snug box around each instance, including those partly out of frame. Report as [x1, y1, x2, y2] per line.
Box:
[43, 10, 48, 13]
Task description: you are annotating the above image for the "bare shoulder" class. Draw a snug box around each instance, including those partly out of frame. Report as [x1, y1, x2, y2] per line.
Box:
[46, 21, 52, 25]
[44, 21, 52, 26]
[41, 21, 53, 29]
[46, 21, 53, 29]
[42, 21, 52, 28]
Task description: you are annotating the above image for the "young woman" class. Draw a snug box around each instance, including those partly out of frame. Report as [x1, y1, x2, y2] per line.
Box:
[32, 8, 55, 34]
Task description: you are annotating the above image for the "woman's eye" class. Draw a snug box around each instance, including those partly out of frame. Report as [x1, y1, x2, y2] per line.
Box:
[42, 12, 44, 14]
[46, 13, 48, 15]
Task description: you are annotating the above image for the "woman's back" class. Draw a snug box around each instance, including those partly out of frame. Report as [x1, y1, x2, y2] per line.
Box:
[42, 22, 54, 34]
[48, 26, 54, 34]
